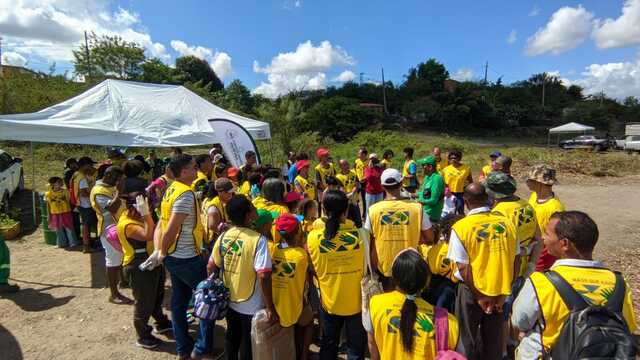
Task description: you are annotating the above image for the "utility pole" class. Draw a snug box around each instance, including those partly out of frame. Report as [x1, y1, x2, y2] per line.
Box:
[381, 67, 388, 115]
[483, 61, 488, 84]
[359, 72, 364, 86]
[84, 31, 92, 80]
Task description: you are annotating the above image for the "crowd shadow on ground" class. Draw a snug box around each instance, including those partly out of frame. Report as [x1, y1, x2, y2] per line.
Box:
[0, 325, 23, 360]
[1, 282, 75, 312]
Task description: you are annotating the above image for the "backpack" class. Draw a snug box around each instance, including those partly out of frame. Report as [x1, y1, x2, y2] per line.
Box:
[193, 231, 231, 321]
[434, 307, 467, 360]
[544, 270, 637, 360]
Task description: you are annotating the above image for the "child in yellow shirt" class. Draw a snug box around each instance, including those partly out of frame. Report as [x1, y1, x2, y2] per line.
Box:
[44, 177, 80, 248]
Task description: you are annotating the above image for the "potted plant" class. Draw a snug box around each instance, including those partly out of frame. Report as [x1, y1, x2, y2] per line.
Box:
[0, 211, 21, 240]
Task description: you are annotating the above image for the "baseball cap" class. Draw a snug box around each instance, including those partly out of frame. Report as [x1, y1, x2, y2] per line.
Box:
[253, 209, 273, 229]
[485, 172, 516, 199]
[490, 150, 502, 158]
[369, 153, 378, 160]
[214, 178, 234, 192]
[275, 213, 299, 235]
[417, 155, 437, 167]
[296, 160, 310, 170]
[527, 164, 557, 186]
[78, 156, 97, 167]
[212, 154, 224, 162]
[381, 168, 402, 186]
[284, 191, 304, 204]
[316, 148, 330, 158]
[227, 167, 239, 178]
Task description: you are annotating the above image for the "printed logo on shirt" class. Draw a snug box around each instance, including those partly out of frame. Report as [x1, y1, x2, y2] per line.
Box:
[220, 239, 245, 256]
[386, 309, 434, 335]
[273, 259, 297, 278]
[319, 230, 360, 253]
[473, 222, 506, 242]
[516, 206, 535, 226]
[380, 211, 411, 226]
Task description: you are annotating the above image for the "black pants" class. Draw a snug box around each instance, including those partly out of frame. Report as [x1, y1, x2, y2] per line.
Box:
[455, 284, 505, 360]
[123, 256, 170, 340]
[359, 183, 366, 217]
[225, 308, 254, 360]
[319, 307, 366, 360]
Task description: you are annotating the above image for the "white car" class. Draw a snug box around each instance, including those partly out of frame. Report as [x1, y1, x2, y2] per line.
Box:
[625, 135, 640, 152]
[0, 150, 24, 212]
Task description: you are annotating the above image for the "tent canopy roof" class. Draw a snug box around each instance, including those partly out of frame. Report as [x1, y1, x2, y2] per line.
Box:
[0, 79, 271, 147]
[549, 122, 595, 134]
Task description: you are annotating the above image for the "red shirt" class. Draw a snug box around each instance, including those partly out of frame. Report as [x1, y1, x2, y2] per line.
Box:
[364, 166, 384, 195]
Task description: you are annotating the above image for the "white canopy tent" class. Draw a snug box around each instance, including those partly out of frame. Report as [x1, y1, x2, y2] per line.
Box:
[547, 122, 595, 147]
[0, 79, 271, 222]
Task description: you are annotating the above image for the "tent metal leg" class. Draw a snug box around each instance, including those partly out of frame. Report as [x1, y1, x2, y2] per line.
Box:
[30, 142, 37, 226]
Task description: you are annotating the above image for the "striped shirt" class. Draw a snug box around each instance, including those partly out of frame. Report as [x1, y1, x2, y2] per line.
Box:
[170, 192, 197, 259]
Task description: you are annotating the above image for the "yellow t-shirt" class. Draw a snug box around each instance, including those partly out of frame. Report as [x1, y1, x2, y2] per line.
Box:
[481, 164, 492, 178]
[380, 158, 392, 170]
[435, 157, 448, 173]
[452, 211, 518, 296]
[419, 242, 458, 283]
[237, 181, 251, 198]
[441, 164, 471, 193]
[295, 175, 316, 201]
[45, 189, 71, 214]
[529, 263, 638, 352]
[307, 219, 363, 316]
[354, 158, 366, 181]
[335, 170, 358, 194]
[272, 245, 308, 327]
[314, 163, 337, 188]
[368, 199, 424, 277]
[370, 291, 459, 360]
[528, 192, 565, 234]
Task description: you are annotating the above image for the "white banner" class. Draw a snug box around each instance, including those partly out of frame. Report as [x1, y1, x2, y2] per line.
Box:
[208, 118, 261, 168]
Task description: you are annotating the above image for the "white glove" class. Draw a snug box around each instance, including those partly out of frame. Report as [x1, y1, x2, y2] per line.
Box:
[138, 250, 163, 271]
[134, 195, 150, 217]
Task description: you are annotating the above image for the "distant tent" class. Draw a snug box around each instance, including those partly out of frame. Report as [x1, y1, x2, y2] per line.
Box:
[548, 122, 596, 147]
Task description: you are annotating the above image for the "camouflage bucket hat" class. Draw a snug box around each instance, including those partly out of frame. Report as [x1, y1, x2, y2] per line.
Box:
[527, 164, 557, 185]
[485, 172, 517, 199]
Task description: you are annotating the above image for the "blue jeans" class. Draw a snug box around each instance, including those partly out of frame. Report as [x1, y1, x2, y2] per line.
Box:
[365, 193, 384, 217]
[453, 192, 465, 215]
[319, 307, 366, 360]
[164, 255, 213, 356]
[56, 226, 80, 247]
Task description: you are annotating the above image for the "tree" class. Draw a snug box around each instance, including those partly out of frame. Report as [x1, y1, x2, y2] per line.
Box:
[138, 58, 174, 84]
[257, 96, 304, 154]
[72, 32, 146, 80]
[223, 79, 254, 114]
[174, 56, 223, 92]
[303, 96, 377, 141]
[400, 58, 449, 98]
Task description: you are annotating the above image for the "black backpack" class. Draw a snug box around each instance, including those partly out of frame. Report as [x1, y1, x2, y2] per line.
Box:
[544, 270, 637, 360]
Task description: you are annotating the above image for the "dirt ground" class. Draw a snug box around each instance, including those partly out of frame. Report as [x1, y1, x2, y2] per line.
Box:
[1, 179, 639, 360]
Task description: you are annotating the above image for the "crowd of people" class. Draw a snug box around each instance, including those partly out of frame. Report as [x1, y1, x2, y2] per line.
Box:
[25, 144, 638, 359]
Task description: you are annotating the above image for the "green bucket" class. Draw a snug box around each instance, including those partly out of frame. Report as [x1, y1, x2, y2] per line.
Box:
[40, 195, 57, 246]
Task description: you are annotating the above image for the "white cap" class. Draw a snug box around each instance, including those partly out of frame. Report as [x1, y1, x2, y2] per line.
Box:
[369, 153, 378, 159]
[213, 154, 223, 162]
[381, 168, 402, 186]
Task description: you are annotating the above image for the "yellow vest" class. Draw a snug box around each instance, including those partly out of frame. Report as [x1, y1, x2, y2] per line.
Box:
[238, 181, 251, 198]
[402, 160, 417, 187]
[202, 196, 228, 244]
[435, 158, 448, 173]
[212, 226, 262, 303]
[117, 212, 154, 266]
[442, 164, 471, 193]
[354, 158, 366, 181]
[493, 199, 538, 277]
[45, 189, 71, 214]
[191, 171, 209, 192]
[481, 164, 492, 178]
[90, 183, 125, 236]
[272, 245, 308, 327]
[160, 180, 204, 255]
[336, 170, 358, 194]
[380, 158, 392, 170]
[529, 264, 638, 352]
[451, 211, 517, 296]
[252, 195, 267, 210]
[314, 163, 337, 187]
[295, 175, 316, 200]
[419, 242, 458, 283]
[370, 291, 459, 360]
[307, 220, 363, 315]
[528, 193, 565, 235]
[72, 171, 94, 204]
[368, 200, 423, 277]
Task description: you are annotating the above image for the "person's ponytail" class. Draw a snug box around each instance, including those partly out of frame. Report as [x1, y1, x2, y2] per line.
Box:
[400, 295, 418, 352]
[322, 190, 348, 240]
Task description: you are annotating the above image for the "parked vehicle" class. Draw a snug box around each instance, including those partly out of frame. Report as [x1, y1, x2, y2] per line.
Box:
[559, 135, 610, 151]
[0, 150, 24, 213]
[624, 135, 640, 153]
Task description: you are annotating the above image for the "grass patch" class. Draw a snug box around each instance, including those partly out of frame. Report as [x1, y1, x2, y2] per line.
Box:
[2, 131, 639, 192]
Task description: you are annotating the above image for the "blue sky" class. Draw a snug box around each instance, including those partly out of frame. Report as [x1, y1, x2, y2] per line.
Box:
[2, 0, 640, 98]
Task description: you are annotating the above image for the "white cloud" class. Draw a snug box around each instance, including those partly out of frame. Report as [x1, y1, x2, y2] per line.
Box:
[451, 68, 474, 81]
[592, 0, 640, 49]
[525, 5, 594, 56]
[170, 40, 233, 80]
[571, 57, 640, 99]
[1, 51, 27, 67]
[334, 70, 355, 82]
[253, 40, 355, 98]
[529, 4, 540, 17]
[0, 0, 169, 68]
[507, 30, 517, 44]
